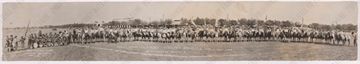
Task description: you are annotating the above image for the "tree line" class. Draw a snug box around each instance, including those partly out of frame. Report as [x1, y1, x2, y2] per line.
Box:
[42, 17, 357, 32]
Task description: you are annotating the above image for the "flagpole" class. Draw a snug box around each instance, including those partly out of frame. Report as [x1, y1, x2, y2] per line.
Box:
[24, 21, 31, 37]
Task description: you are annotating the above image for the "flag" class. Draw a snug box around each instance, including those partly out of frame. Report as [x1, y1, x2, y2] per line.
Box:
[24, 21, 31, 37]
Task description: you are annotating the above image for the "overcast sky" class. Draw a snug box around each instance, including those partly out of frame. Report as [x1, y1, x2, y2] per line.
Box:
[3, 2, 357, 28]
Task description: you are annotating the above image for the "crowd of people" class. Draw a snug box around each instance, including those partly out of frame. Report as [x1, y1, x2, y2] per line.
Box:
[5, 25, 357, 52]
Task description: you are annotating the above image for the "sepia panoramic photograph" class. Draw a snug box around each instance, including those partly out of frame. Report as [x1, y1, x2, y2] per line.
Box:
[2, 1, 358, 61]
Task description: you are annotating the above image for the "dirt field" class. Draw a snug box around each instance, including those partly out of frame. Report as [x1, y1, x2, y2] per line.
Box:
[3, 41, 357, 61]
[2, 28, 357, 61]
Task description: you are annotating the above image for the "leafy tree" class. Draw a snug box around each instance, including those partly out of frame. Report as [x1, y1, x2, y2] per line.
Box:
[309, 23, 320, 29]
[294, 22, 302, 27]
[218, 18, 227, 26]
[194, 17, 205, 25]
[317, 24, 330, 31]
[247, 19, 256, 27]
[256, 20, 265, 26]
[129, 19, 143, 25]
[280, 20, 292, 27]
[229, 20, 238, 25]
[149, 21, 160, 25]
[265, 20, 274, 26]
[179, 18, 191, 25]
[238, 18, 247, 26]
[120, 21, 128, 25]
[208, 18, 217, 26]
[104, 21, 121, 26]
[165, 19, 173, 25]
[273, 20, 281, 26]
